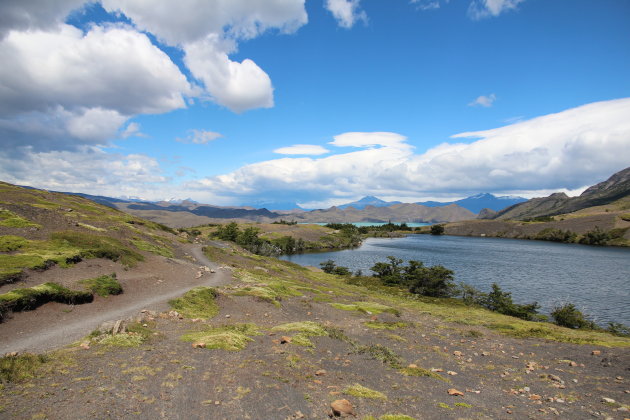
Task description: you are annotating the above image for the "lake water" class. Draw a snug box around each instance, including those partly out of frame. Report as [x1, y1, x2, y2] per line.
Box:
[280, 235, 630, 326]
[299, 222, 430, 228]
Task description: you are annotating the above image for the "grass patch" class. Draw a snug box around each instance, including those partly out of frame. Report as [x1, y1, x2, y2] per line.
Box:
[344, 383, 387, 400]
[356, 344, 403, 369]
[131, 239, 174, 258]
[97, 333, 146, 347]
[0, 235, 28, 252]
[271, 321, 328, 347]
[79, 273, 122, 297]
[51, 231, 143, 266]
[399, 366, 446, 381]
[0, 209, 40, 228]
[364, 321, 408, 330]
[331, 301, 400, 316]
[168, 287, 219, 319]
[180, 324, 260, 351]
[0, 353, 48, 383]
[0, 282, 93, 312]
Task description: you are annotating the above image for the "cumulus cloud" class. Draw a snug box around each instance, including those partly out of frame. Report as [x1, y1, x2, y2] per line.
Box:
[120, 122, 145, 139]
[468, 0, 525, 19]
[188, 98, 630, 205]
[325, 0, 367, 28]
[102, 0, 307, 112]
[410, 0, 446, 11]
[176, 129, 223, 145]
[0, 0, 85, 39]
[468, 93, 497, 107]
[0, 23, 190, 151]
[274, 144, 330, 155]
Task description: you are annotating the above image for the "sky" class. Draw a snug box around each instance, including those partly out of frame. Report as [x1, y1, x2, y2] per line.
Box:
[0, 0, 629, 209]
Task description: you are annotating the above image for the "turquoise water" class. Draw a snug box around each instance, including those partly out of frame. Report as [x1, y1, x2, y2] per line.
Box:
[280, 234, 630, 325]
[299, 222, 430, 228]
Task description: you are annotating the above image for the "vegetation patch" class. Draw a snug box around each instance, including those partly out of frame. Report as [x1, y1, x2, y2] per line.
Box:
[399, 366, 446, 381]
[51, 231, 144, 266]
[168, 287, 219, 319]
[131, 239, 174, 258]
[96, 333, 146, 347]
[331, 301, 400, 316]
[379, 415, 416, 420]
[343, 383, 387, 400]
[364, 321, 408, 330]
[0, 209, 41, 228]
[0, 282, 93, 314]
[356, 344, 403, 369]
[79, 273, 122, 297]
[0, 235, 28, 252]
[0, 353, 48, 383]
[180, 324, 260, 351]
[271, 321, 328, 347]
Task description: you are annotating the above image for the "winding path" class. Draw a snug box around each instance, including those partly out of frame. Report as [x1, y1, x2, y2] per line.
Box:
[0, 244, 231, 355]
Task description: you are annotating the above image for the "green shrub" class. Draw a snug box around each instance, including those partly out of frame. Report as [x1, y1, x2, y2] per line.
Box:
[535, 228, 576, 243]
[551, 303, 596, 329]
[0, 282, 93, 312]
[481, 283, 540, 321]
[79, 274, 122, 297]
[430, 224, 445, 235]
[578, 227, 610, 246]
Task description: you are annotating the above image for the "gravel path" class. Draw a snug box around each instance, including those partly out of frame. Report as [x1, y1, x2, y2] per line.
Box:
[0, 244, 231, 355]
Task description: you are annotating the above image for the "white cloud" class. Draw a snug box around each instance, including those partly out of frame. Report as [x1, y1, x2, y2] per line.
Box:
[120, 122, 145, 139]
[187, 98, 630, 204]
[468, 0, 525, 19]
[325, 0, 367, 28]
[468, 93, 497, 107]
[0, 23, 190, 151]
[410, 0, 446, 11]
[274, 144, 330, 155]
[176, 129, 223, 145]
[0, 0, 86, 38]
[102, 0, 307, 113]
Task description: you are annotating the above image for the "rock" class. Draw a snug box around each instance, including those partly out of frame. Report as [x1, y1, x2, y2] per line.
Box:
[447, 371, 458, 376]
[315, 369, 327, 376]
[210, 269, 215, 273]
[592, 350, 601, 356]
[601, 397, 616, 404]
[5, 352, 18, 357]
[330, 399, 355, 417]
[431, 368, 444, 372]
[453, 351, 463, 357]
[447, 388, 464, 396]
[529, 394, 541, 400]
[548, 374, 564, 384]
[280, 336, 292, 344]
[569, 361, 577, 367]
[225, 314, 231, 318]
[112, 319, 125, 335]
[192, 342, 206, 348]
[408, 364, 418, 369]
[79, 342, 90, 350]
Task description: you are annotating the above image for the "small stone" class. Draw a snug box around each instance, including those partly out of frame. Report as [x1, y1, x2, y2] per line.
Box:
[506, 409, 513, 414]
[453, 351, 463, 357]
[592, 350, 601, 356]
[447, 371, 458, 376]
[447, 388, 464, 396]
[548, 374, 564, 384]
[330, 399, 355, 417]
[315, 369, 327, 376]
[79, 342, 90, 350]
[280, 336, 292, 344]
[225, 314, 231, 318]
[556, 398, 565, 403]
[408, 364, 418, 369]
[523, 387, 530, 392]
[530, 394, 541, 400]
[214, 401, 220, 405]
[617, 406, 628, 412]
[431, 368, 444, 372]
[601, 397, 615, 404]
[616, 376, 623, 380]
[572, 379, 578, 383]
[192, 342, 206, 349]
[481, 351, 489, 356]
[569, 361, 577, 367]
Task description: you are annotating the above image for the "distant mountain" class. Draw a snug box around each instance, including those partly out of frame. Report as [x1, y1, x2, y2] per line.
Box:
[240, 200, 304, 211]
[126, 202, 280, 219]
[337, 196, 402, 210]
[290, 203, 475, 224]
[494, 166, 630, 220]
[416, 193, 527, 214]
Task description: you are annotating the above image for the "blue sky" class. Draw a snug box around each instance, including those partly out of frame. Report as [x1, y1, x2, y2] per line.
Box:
[0, 0, 629, 208]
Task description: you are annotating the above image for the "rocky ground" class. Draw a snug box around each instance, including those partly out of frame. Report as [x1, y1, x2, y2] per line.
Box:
[1, 240, 629, 420]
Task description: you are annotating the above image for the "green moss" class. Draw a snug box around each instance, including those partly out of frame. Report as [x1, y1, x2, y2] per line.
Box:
[331, 301, 400, 316]
[79, 274, 122, 297]
[455, 402, 472, 408]
[180, 324, 260, 351]
[399, 366, 446, 381]
[0, 353, 48, 383]
[0, 235, 28, 252]
[0, 209, 40, 228]
[0, 282, 93, 312]
[364, 321, 408, 330]
[97, 333, 146, 347]
[344, 383, 387, 400]
[131, 239, 174, 258]
[51, 231, 144, 266]
[169, 287, 219, 319]
[437, 402, 452, 410]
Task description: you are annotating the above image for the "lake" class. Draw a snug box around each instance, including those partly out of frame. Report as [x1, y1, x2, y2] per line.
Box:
[280, 234, 630, 326]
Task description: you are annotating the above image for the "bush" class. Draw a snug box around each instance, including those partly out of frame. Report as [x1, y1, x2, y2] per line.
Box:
[320, 259, 351, 276]
[578, 226, 610, 246]
[371, 257, 457, 298]
[430, 224, 445, 235]
[551, 303, 596, 329]
[481, 283, 540, 321]
[535, 228, 576, 243]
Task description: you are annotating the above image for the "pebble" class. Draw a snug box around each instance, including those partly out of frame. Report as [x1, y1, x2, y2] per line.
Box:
[601, 397, 616, 404]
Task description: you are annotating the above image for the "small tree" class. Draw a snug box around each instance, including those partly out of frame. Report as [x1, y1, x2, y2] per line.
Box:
[405, 264, 457, 298]
[320, 260, 336, 274]
[430, 224, 445, 235]
[578, 226, 610, 246]
[371, 256, 404, 285]
[551, 303, 595, 329]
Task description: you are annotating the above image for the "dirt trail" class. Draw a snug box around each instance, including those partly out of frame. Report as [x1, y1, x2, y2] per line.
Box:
[0, 244, 231, 355]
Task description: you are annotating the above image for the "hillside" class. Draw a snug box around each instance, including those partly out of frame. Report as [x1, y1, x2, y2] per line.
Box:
[494, 166, 630, 220]
[418, 193, 527, 214]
